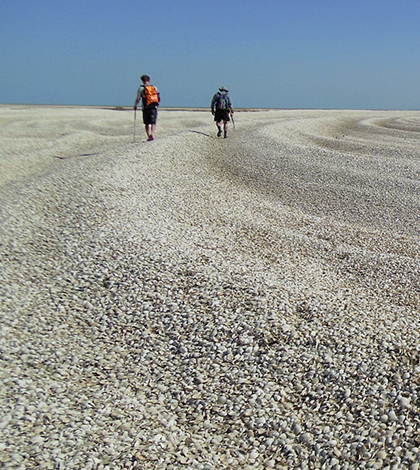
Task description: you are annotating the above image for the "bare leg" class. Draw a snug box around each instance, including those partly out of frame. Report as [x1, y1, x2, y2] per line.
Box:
[145, 124, 156, 141]
[150, 124, 157, 138]
[216, 121, 222, 137]
[223, 120, 228, 138]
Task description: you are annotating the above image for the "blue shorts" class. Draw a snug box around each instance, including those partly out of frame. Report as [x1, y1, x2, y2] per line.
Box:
[143, 107, 158, 125]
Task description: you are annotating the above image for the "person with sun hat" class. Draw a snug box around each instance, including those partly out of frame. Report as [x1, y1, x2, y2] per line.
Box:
[211, 86, 234, 138]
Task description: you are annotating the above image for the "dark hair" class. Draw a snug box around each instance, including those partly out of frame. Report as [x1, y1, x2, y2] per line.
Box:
[140, 75, 150, 82]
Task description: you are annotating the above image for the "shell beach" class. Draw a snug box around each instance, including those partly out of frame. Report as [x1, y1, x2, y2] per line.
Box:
[1, 105, 420, 469]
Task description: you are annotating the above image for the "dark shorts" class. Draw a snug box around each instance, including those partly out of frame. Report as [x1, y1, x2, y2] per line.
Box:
[214, 109, 230, 122]
[143, 106, 158, 125]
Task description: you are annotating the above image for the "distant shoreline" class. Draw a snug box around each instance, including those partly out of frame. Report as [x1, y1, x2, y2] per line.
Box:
[0, 103, 273, 112]
[1, 103, 416, 112]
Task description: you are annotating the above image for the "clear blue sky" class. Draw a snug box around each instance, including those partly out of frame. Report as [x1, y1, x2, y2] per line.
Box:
[2, 0, 420, 109]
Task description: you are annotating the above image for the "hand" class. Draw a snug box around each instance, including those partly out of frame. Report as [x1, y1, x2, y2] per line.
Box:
[212, 111, 215, 115]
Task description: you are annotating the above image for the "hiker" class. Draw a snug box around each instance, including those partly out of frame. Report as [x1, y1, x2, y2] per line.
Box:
[134, 75, 160, 141]
[211, 86, 234, 138]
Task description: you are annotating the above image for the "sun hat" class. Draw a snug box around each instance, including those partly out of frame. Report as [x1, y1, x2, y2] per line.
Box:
[219, 86, 229, 92]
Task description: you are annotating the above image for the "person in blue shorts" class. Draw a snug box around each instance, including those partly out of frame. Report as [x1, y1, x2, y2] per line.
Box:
[211, 86, 234, 138]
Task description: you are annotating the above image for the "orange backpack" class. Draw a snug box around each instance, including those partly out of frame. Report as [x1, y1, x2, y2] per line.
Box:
[144, 85, 159, 107]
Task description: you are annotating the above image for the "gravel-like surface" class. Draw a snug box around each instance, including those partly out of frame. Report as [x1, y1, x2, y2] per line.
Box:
[1, 106, 420, 469]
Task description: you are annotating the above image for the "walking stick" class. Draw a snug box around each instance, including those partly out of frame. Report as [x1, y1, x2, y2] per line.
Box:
[230, 109, 235, 130]
[133, 109, 137, 142]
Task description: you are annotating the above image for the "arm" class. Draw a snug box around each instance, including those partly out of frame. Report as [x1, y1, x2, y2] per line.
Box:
[228, 95, 234, 113]
[134, 86, 144, 110]
[211, 93, 218, 113]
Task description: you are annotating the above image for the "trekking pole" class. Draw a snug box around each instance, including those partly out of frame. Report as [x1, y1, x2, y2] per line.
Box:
[133, 109, 137, 142]
[230, 109, 235, 130]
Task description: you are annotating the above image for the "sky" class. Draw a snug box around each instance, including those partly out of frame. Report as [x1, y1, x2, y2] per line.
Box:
[1, 0, 420, 109]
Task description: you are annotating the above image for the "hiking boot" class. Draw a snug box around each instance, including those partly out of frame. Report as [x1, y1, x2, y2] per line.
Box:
[148, 135, 154, 141]
[224, 131, 227, 138]
[217, 129, 222, 137]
